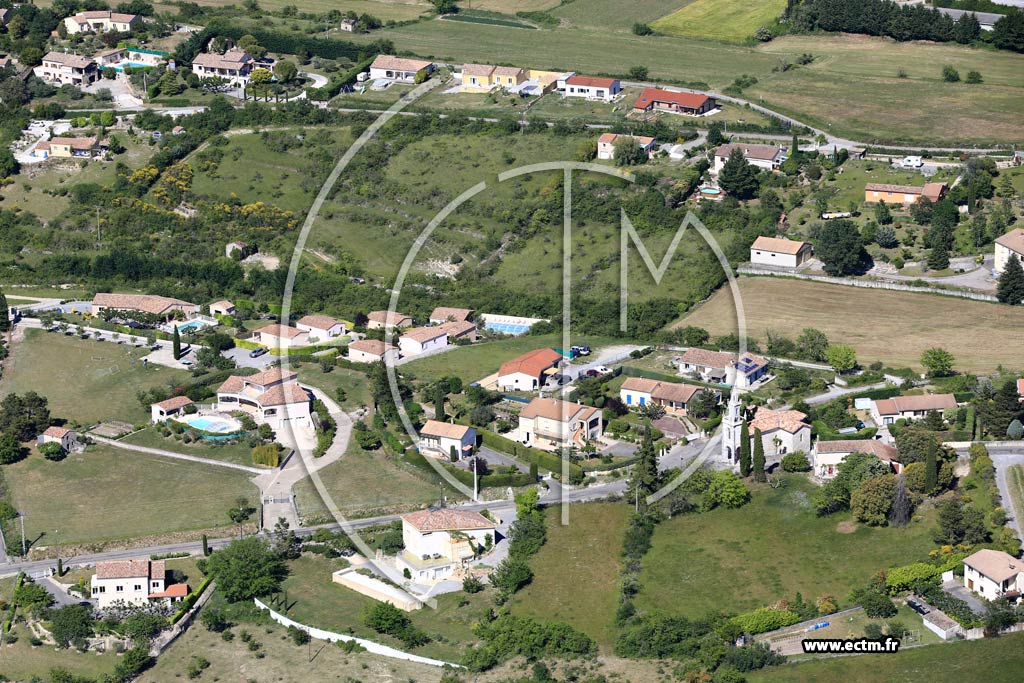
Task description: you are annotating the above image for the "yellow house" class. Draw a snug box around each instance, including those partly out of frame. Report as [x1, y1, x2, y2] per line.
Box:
[32, 136, 104, 159]
[492, 65, 526, 88]
[460, 63, 496, 92]
[527, 69, 565, 94]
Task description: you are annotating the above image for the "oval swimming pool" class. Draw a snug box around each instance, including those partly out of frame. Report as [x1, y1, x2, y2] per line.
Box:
[176, 414, 243, 435]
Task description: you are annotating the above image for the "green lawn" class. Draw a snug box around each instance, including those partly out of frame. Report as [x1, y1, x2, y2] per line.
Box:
[192, 0, 434, 20]
[749, 632, 1024, 683]
[1008, 465, 1024, 534]
[511, 503, 631, 651]
[636, 475, 939, 618]
[5, 444, 258, 546]
[119, 425, 259, 467]
[652, 0, 787, 43]
[294, 365, 371, 411]
[0, 328, 186, 426]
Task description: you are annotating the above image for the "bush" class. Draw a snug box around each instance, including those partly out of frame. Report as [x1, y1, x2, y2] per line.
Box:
[781, 451, 811, 472]
[729, 607, 801, 635]
[942, 65, 960, 82]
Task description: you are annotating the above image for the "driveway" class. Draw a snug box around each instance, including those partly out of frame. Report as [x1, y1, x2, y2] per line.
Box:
[601, 441, 638, 458]
[942, 580, 987, 615]
[475, 446, 528, 473]
[986, 447, 1024, 545]
[224, 347, 277, 369]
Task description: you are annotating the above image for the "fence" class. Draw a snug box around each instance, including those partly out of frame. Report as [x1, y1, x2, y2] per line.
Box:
[253, 598, 460, 668]
[737, 267, 998, 302]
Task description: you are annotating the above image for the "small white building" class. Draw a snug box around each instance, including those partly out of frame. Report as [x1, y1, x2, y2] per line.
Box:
[254, 324, 309, 350]
[225, 241, 248, 259]
[563, 75, 620, 102]
[419, 420, 476, 460]
[395, 508, 496, 583]
[497, 348, 563, 391]
[366, 310, 413, 330]
[347, 339, 398, 364]
[150, 396, 193, 424]
[963, 549, 1024, 601]
[398, 326, 447, 356]
[296, 314, 346, 341]
[748, 406, 811, 464]
[871, 394, 958, 426]
[995, 228, 1024, 274]
[368, 55, 434, 83]
[712, 143, 786, 174]
[596, 133, 657, 161]
[37, 426, 79, 453]
[749, 236, 813, 269]
[209, 300, 236, 317]
[91, 559, 188, 609]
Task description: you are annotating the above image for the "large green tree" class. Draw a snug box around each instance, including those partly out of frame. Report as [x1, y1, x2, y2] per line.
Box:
[205, 537, 286, 602]
[851, 474, 895, 526]
[996, 254, 1024, 305]
[752, 428, 766, 482]
[718, 148, 759, 200]
[814, 219, 865, 275]
[920, 347, 955, 377]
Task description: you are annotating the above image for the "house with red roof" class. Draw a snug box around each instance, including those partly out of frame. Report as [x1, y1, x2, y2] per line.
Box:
[749, 406, 811, 461]
[396, 508, 497, 583]
[91, 559, 188, 609]
[497, 348, 564, 391]
[597, 133, 657, 161]
[254, 324, 309, 350]
[871, 393, 958, 426]
[633, 87, 717, 116]
[37, 426, 80, 454]
[216, 368, 312, 431]
[562, 75, 620, 102]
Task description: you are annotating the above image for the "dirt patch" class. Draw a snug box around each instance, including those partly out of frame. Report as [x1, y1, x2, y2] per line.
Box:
[836, 520, 858, 534]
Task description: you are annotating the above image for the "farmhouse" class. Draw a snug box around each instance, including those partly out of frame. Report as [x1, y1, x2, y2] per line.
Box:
[676, 348, 768, 388]
[91, 559, 188, 609]
[91, 293, 199, 320]
[340, 17, 356, 31]
[749, 236, 813, 269]
[437, 319, 478, 342]
[813, 439, 901, 479]
[191, 49, 255, 86]
[32, 136, 106, 159]
[563, 75, 620, 102]
[995, 228, 1024, 273]
[749, 407, 811, 461]
[296, 314, 346, 340]
[64, 10, 142, 34]
[225, 241, 248, 259]
[596, 133, 657, 161]
[398, 326, 448, 356]
[419, 420, 476, 460]
[632, 87, 717, 116]
[713, 143, 786, 174]
[497, 347, 563, 391]
[871, 393, 958, 425]
[518, 397, 603, 451]
[209, 300, 236, 317]
[150, 395, 193, 423]
[963, 549, 1024, 601]
[366, 310, 413, 330]
[216, 367, 312, 431]
[864, 182, 947, 205]
[429, 307, 474, 324]
[369, 55, 434, 83]
[395, 508, 496, 583]
[34, 52, 99, 86]
[619, 377, 703, 415]
[37, 426, 79, 454]
[253, 324, 309, 350]
[347, 339, 398, 364]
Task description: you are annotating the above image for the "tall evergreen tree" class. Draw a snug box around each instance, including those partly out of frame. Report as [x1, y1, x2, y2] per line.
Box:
[927, 242, 949, 271]
[172, 326, 181, 360]
[0, 287, 8, 333]
[718, 148, 759, 200]
[924, 447, 937, 494]
[629, 426, 659, 507]
[889, 476, 912, 527]
[433, 382, 447, 421]
[739, 421, 751, 477]
[997, 254, 1024, 305]
[752, 428, 766, 482]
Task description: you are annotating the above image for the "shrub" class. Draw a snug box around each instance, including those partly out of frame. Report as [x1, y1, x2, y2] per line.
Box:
[942, 65, 960, 82]
[781, 451, 811, 472]
[729, 607, 801, 635]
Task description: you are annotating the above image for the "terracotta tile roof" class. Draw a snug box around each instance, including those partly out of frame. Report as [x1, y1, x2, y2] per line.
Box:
[429, 307, 474, 322]
[73, 10, 139, 22]
[621, 377, 660, 393]
[296, 314, 341, 331]
[633, 87, 712, 111]
[566, 75, 617, 88]
[996, 228, 1024, 255]
[93, 293, 196, 315]
[816, 439, 899, 463]
[210, 299, 234, 310]
[370, 55, 433, 72]
[499, 348, 563, 379]
[217, 367, 297, 393]
[48, 136, 99, 150]
[421, 420, 474, 440]
[865, 183, 922, 194]
[621, 377, 701, 404]
[258, 382, 310, 407]
[255, 324, 306, 339]
[749, 407, 809, 434]
[192, 49, 252, 70]
[367, 310, 412, 326]
[715, 143, 784, 162]
[148, 583, 189, 599]
[492, 65, 524, 76]
[462, 63, 494, 76]
[598, 133, 655, 146]
[964, 549, 1023, 583]
[751, 236, 810, 255]
[437, 320, 476, 337]
[1018, 378, 1024, 395]
[874, 394, 957, 415]
[401, 326, 447, 344]
[42, 51, 95, 69]
[42, 426, 71, 438]
[520, 397, 598, 423]
[96, 559, 164, 580]
[152, 396, 192, 411]
[402, 508, 495, 532]
[923, 182, 948, 200]
[678, 347, 735, 370]
[349, 339, 395, 356]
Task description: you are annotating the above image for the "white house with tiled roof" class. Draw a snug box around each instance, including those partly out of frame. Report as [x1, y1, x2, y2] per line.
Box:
[871, 393, 958, 426]
[91, 559, 188, 609]
[64, 10, 141, 33]
[995, 228, 1024, 274]
[814, 439, 901, 479]
[92, 293, 198, 320]
[296, 314, 346, 340]
[396, 508, 496, 583]
[369, 55, 434, 83]
[191, 49, 255, 86]
[150, 395, 193, 423]
[37, 426, 79, 453]
[366, 310, 413, 330]
[963, 549, 1024, 601]
[34, 52, 99, 86]
[497, 348, 563, 391]
[428, 307, 474, 324]
[209, 300, 235, 317]
[347, 339, 398, 364]
[750, 236, 813, 269]
[398, 326, 447, 356]
[254, 324, 309, 350]
[518, 397, 603, 451]
[713, 143, 786, 174]
[597, 133, 657, 161]
[749, 406, 811, 462]
[619, 377, 704, 416]
[676, 348, 768, 388]
[216, 368, 312, 431]
[419, 420, 476, 460]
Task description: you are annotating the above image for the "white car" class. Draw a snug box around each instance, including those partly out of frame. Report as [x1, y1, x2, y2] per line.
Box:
[900, 156, 923, 168]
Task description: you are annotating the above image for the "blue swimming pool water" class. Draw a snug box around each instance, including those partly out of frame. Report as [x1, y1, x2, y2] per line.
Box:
[179, 414, 242, 434]
[484, 322, 531, 335]
[176, 320, 206, 331]
[111, 61, 152, 72]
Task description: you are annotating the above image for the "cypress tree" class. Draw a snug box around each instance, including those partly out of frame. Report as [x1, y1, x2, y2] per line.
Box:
[0, 287, 9, 333]
[739, 421, 751, 477]
[997, 255, 1024, 305]
[433, 383, 447, 421]
[172, 325, 181, 360]
[753, 428, 766, 482]
[927, 242, 949, 271]
[202, 534, 210, 556]
[889, 476, 912, 527]
[925, 447, 938, 494]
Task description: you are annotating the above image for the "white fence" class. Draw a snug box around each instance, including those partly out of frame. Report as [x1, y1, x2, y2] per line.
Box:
[253, 598, 461, 668]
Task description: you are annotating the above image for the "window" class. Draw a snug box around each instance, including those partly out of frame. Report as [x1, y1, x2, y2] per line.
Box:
[134, 584, 142, 591]
[116, 585, 124, 592]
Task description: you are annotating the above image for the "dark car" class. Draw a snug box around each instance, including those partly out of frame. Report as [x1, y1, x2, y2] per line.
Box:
[249, 347, 268, 358]
[906, 598, 930, 615]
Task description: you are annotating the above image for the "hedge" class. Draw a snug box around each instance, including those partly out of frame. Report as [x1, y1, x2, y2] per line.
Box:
[309, 55, 377, 100]
[404, 449, 534, 489]
[169, 576, 213, 625]
[3, 573, 23, 632]
[191, 20, 394, 62]
[728, 607, 801, 635]
[850, 386, 903, 401]
[812, 421, 878, 441]
[479, 429, 583, 480]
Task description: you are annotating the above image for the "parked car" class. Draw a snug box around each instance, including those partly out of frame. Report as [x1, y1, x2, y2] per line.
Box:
[249, 347, 268, 358]
[179, 359, 192, 366]
[571, 345, 591, 356]
[593, 366, 612, 375]
[907, 598, 930, 615]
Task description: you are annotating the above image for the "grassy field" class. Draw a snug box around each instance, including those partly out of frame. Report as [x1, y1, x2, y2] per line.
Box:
[636, 475, 938, 618]
[1008, 465, 1024, 534]
[120, 425, 258, 467]
[5, 444, 257, 546]
[676, 277, 1024, 373]
[0, 328, 186, 426]
[551, 0, 697, 30]
[511, 503, 630, 651]
[749, 632, 1024, 683]
[190, 0, 433, 20]
[293, 440, 449, 522]
[295, 365, 372, 411]
[652, 0, 786, 43]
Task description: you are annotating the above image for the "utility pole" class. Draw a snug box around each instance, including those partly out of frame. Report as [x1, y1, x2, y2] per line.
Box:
[19, 513, 25, 556]
[472, 461, 478, 502]
[94, 205, 102, 246]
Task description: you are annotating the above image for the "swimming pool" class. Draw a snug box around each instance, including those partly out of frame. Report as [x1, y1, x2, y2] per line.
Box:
[111, 61, 154, 72]
[484, 322, 532, 335]
[176, 414, 243, 437]
[699, 188, 722, 196]
[174, 319, 216, 333]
